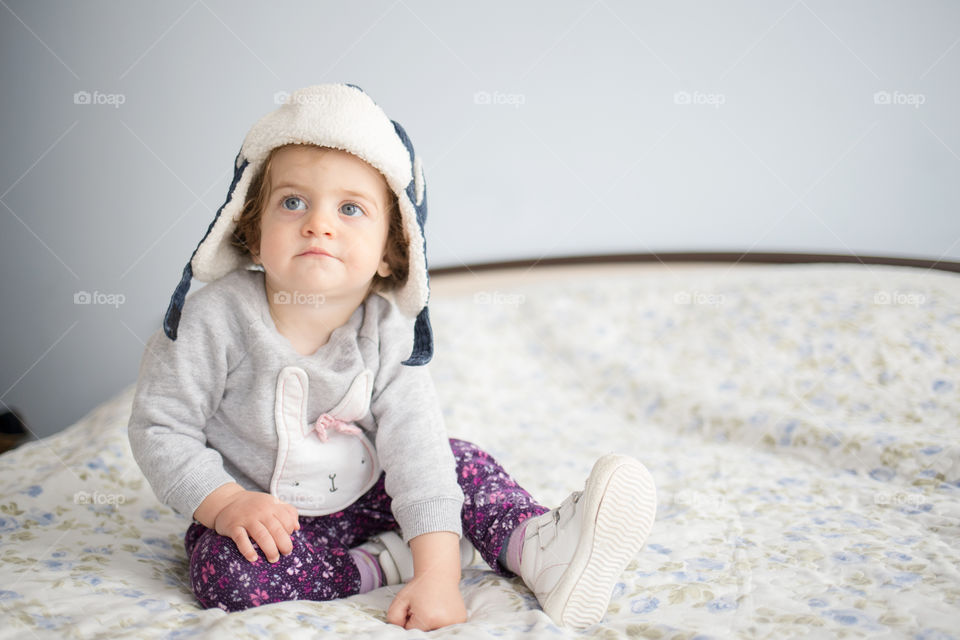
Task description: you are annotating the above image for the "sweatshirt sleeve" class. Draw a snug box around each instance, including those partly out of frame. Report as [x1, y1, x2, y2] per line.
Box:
[368, 302, 464, 543]
[127, 285, 241, 519]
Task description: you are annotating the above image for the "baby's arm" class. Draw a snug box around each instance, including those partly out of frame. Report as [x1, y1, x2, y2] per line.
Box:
[386, 531, 466, 630]
[128, 289, 240, 520]
[367, 299, 467, 628]
[193, 482, 300, 564]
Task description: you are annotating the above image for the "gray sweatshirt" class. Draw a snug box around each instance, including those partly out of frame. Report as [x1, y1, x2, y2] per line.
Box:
[127, 268, 463, 542]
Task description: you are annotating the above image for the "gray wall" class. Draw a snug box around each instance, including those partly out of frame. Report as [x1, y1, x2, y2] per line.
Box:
[2, 1, 958, 440]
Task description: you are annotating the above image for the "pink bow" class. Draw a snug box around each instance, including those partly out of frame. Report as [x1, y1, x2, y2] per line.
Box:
[313, 413, 362, 443]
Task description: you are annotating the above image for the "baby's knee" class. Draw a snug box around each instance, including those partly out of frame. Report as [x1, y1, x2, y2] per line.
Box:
[187, 530, 257, 612]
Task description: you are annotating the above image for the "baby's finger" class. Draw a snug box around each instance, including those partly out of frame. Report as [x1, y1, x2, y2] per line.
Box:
[249, 522, 281, 563]
[277, 506, 299, 534]
[284, 503, 300, 530]
[230, 526, 259, 563]
[270, 517, 294, 556]
[386, 592, 411, 628]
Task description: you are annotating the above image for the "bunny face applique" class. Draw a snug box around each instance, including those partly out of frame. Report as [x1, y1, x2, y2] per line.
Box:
[270, 366, 381, 515]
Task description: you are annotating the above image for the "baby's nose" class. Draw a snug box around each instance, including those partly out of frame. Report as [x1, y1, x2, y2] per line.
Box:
[303, 208, 337, 236]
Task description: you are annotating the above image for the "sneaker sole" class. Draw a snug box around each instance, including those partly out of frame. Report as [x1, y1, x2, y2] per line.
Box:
[541, 454, 658, 629]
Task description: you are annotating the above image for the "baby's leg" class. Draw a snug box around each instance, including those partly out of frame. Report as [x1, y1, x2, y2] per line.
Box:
[449, 438, 549, 576]
[184, 522, 360, 611]
[183, 474, 398, 612]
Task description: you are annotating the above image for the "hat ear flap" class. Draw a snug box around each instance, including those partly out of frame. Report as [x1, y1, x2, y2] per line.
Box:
[402, 307, 433, 366]
[391, 120, 432, 366]
[392, 120, 427, 228]
[163, 152, 248, 340]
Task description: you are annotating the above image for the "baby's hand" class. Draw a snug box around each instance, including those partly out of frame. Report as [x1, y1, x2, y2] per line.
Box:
[213, 491, 300, 563]
[387, 573, 467, 630]
[386, 531, 466, 630]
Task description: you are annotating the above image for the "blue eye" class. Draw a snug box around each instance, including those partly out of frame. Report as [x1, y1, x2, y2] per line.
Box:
[282, 196, 306, 211]
[340, 203, 364, 218]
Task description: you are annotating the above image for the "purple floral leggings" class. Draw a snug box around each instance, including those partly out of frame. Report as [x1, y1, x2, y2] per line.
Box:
[183, 438, 548, 612]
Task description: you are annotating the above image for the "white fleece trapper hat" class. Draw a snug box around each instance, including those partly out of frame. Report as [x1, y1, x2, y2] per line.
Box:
[162, 83, 433, 365]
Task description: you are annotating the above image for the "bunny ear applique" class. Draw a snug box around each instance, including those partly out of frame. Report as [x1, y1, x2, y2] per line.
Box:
[275, 366, 312, 440]
[326, 370, 374, 423]
[310, 369, 374, 442]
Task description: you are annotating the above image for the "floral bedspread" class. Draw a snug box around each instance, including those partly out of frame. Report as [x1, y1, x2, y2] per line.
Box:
[1, 263, 958, 639]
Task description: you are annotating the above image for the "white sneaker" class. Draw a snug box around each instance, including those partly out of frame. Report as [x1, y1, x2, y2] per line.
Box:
[518, 454, 657, 629]
[357, 530, 476, 585]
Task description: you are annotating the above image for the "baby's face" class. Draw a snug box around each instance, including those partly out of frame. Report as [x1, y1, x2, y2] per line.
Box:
[253, 145, 393, 301]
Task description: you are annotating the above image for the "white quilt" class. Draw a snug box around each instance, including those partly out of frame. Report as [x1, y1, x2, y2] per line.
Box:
[1, 263, 958, 639]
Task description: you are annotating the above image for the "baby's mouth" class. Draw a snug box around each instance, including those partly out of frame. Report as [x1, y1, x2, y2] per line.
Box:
[298, 247, 338, 260]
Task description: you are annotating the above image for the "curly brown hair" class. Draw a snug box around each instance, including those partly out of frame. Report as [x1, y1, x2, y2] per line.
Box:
[230, 144, 409, 293]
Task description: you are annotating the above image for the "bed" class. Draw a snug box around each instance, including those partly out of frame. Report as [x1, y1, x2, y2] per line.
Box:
[2, 260, 958, 639]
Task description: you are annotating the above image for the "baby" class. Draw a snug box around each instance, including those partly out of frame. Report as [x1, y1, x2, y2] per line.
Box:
[127, 83, 657, 631]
